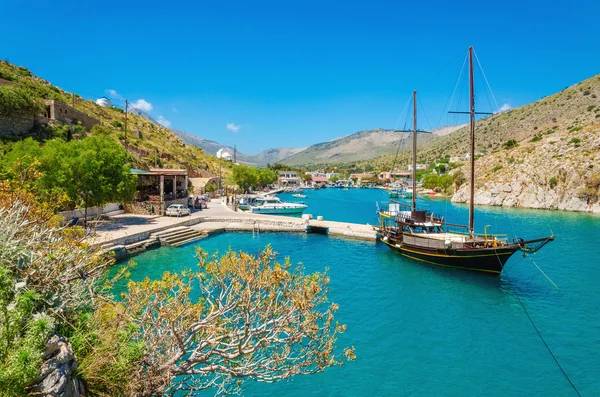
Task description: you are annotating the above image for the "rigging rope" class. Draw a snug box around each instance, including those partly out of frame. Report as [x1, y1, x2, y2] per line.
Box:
[390, 94, 414, 173]
[473, 49, 501, 112]
[436, 52, 468, 129]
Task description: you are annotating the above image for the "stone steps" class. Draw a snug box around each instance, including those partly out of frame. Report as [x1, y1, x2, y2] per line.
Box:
[158, 227, 205, 246]
[171, 233, 207, 247]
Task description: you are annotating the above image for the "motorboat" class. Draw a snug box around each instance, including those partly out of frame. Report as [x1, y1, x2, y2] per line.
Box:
[249, 196, 308, 214]
[292, 193, 308, 198]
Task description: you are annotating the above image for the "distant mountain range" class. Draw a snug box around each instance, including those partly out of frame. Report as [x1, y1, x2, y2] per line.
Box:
[171, 129, 304, 166]
[170, 124, 465, 167]
[280, 125, 464, 166]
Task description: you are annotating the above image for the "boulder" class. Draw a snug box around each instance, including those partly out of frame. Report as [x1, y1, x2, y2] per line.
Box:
[33, 335, 86, 397]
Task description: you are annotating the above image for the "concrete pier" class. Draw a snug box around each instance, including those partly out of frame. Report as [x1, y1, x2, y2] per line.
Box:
[91, 200, 378, 257]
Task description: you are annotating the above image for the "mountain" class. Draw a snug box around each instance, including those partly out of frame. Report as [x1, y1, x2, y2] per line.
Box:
[280, 125, 462, 166]
[171, 129, 303, 166]
[246, 147, 305, 165]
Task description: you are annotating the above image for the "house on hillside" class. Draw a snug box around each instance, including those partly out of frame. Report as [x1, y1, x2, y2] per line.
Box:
[379, 170, 411, 180]
[130, 168, 189, 215]
[407, 164, 427, 171]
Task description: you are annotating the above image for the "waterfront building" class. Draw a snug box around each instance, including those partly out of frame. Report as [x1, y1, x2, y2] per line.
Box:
[130, 168, 189, 215]
[278, 171, 302, 186]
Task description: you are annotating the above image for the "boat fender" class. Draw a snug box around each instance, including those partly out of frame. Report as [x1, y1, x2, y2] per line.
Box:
[382, 236, 388, 242]
[444, 239, 452, 248]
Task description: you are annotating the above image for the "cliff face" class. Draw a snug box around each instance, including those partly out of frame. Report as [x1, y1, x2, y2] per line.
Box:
[452, 122, 600, 213]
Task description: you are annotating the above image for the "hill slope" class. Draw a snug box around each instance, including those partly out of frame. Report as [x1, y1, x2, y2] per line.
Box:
[0, 60, 225, 177]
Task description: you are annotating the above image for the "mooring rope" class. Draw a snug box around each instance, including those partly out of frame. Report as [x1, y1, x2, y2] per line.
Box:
[492, 252, 581, 396]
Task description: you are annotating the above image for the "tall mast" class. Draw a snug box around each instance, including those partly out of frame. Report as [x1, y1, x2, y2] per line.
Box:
[412, 90, 417, 212]
[468, 46, 475, 235]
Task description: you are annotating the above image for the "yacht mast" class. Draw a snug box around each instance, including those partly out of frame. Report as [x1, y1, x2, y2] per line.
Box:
[468, 46, 475, 235]
[412, 90, 417, 212]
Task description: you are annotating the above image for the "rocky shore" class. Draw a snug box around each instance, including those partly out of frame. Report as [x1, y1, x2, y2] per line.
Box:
[452, 182, 600, 214]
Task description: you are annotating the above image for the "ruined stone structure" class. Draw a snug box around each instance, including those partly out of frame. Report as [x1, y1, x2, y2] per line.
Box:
[43, 100, 99, 130]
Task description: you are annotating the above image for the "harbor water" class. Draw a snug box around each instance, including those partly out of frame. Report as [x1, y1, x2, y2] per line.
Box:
[114, 188, 600, 396]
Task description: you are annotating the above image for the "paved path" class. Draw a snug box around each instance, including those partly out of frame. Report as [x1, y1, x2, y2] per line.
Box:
[91, 199, 377, 248]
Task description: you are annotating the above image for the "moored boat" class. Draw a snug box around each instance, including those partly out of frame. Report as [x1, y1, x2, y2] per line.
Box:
[378, 48, 554, 274]
[249, 196, 308, 214]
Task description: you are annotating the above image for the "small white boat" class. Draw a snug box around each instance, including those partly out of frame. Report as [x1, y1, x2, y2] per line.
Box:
[250, 196, 308, 214]
[292, 193, 308, 198]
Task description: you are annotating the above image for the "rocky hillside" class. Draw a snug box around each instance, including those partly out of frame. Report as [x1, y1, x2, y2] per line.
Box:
[0, 60, 225, 177]
[449, 74, 600, 213]
[281, 128, 437, 166]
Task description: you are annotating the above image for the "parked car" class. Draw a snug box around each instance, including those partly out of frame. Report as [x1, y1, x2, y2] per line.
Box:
[165, 204, 191, 217]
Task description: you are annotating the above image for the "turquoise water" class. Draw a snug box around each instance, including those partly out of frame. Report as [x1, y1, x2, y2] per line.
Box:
[115, 189, 600, 396]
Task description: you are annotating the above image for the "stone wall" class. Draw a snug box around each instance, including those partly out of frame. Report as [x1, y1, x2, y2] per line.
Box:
[45, 100, 99, 130]
[126, 200, 161, 215]
[0, 113, 35, 138]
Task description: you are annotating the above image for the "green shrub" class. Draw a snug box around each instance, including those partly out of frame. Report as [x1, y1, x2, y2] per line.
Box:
[503, 139, 518, 150]
[549, 177, 557, 187]
[530, 135, 542, 142]
[0, 85, 45, 116]
[112, 120, 123, 129]
[492, 165, 503, 173]
[570, 137, 581, 144]
[587, 105, 596, 112]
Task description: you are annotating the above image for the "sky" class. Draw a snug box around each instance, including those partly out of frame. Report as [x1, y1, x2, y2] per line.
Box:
[1, 0, 599, 154]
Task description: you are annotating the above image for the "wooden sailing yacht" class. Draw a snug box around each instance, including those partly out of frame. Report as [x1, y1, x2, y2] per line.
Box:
[379, 47, 554, 274]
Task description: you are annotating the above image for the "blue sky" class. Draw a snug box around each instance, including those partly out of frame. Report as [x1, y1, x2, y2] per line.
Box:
[1, 0, 599, 154]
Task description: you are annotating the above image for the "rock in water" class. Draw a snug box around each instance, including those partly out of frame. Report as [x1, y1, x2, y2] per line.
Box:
[33, 335, 86, 397]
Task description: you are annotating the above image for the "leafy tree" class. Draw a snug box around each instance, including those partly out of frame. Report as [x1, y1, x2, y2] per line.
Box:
[231, 165, 259, 192]
[439, 174, 453, 191]
[329, 175, 339, 183]
[302, 173, 313, 182]
[1, 136, 137, 209]
[258, 168, 277, 188]
[422, 174, 439, 190]
[453, 169, 466, 189]
[205, 181, 217, 193]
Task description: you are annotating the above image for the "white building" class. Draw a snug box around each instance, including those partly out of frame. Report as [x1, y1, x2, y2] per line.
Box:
[95, 97, 111, 107]
[408, 164, 427, 171]
[216, 148, 232, 161]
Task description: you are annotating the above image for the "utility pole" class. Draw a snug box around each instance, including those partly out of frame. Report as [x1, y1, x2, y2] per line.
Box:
[155, 148, 158, 168]
[72, 92, 75, 108]
[124, 99, 128, 149]
[219, 160, 222, 196]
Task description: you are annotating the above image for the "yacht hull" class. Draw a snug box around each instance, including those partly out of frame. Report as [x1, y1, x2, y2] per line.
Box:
[250, 206, 307, 214]
[381, 238, 520, 274]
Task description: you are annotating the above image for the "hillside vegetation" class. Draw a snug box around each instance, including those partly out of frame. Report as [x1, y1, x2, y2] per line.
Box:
[0, 60, 224, 176]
